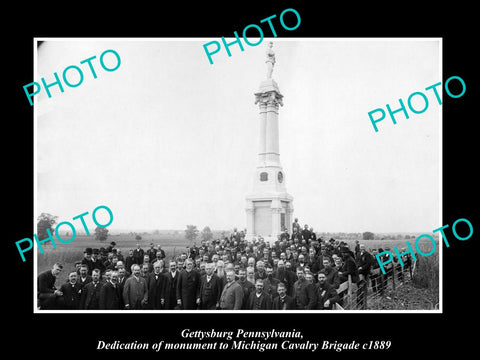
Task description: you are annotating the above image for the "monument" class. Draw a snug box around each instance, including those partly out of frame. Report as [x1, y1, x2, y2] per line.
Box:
[245, 42, 294, 243]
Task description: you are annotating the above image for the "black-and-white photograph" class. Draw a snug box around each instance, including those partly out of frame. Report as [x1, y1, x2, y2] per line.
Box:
[34, 38, 441, 313]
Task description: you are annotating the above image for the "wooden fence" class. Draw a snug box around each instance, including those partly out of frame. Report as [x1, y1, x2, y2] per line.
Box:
[334, 261, 415, 310]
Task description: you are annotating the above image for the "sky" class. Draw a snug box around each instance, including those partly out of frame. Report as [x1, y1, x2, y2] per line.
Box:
[35, 38, 441, 233]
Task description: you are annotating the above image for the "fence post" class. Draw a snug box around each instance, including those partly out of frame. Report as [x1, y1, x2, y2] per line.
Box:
[391, 262, 396, 292]
[347, 275, 353, 309]
[363, 275, 368, 309]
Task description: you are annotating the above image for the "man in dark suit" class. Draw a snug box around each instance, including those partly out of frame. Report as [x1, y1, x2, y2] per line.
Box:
[176, 258, 201, 309]
[133, 243, 144, 265]
[272, 282, 294, 310]
[123, 264, 148, 309]
[247, 279, 272, 310]
[99, 271, 122, 310]
[292, 267, 317, 310]
[199, 263, 222, 310]
[92, 248, 105, 274]
[162, 260, 179, 310]
[146, 261, 166, 309]
[125, 250, 136, 273]
[357, 244, 374, 280]
[38, 263, 64, 309]
[80, 269, 102, 309]
[146, 243, 157, 262]
[263, 264, 280, 300]
[301, 225, 312, 243]
[274, 260, 296, 296]
[236, 268, 255, 309]
[259, 248, 273, 268]
[59, 272, 83, 309]
[316, 271, 340, 310]
[339, 247, 359, 284]
[322, 257, 340, 289]
[255, 261, 267, 280]
[77, 264, 92, 288]
[307, 247, 322, 276]
[81, 248, 95, 275]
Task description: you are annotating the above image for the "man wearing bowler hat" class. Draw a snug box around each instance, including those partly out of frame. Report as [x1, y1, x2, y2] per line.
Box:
[82, 248, 95, 275]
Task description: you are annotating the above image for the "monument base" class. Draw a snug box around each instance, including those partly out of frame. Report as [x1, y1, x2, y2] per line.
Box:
[245, 193, 293, 243]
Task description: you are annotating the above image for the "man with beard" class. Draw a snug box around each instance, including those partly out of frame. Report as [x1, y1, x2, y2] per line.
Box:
[274, 260, 296, 296]
[141, 263, 150, 280]
[255, 260, 267, 280]
[272, 282, 294, 310]
[162, 260, 179, 310]
[316, 271, 340, 310]
[237, 268, 255, 309]
[147, 261, 166, 309]
[123, 264, 148, 309]
[99, 271, 122, 310]
[339, 247, 359, 284]
[247, 257, 256, 270]
[306, 247, 322, 276]
[292, 267, 317, 310]
[239, 255, 248, 270]
[247, 279, 272, 310]
[263, 264, 280, 300]
[322, 258, 340, 289]
[246, 266, 256, 284]
[176, 258, 201, 310]
[199, 263, 222, 310]
[59, 272, 83, 309]
[38, 263, 64, 309]
[260, 248, 273, 268]
[80, 268, 102, 309]
[296, 254, 307, 272]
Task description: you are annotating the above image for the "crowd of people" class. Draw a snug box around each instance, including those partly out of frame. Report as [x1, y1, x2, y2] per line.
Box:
[37, 218, 412, 311]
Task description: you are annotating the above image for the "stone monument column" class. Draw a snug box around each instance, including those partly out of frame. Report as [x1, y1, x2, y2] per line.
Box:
[245, 42, 293, 243]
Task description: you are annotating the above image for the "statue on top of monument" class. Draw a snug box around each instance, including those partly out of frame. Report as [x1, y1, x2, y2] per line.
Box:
[265, 41, 275, 79]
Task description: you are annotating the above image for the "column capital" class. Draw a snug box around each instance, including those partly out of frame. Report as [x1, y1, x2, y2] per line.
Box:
[254, 91, 283, 107]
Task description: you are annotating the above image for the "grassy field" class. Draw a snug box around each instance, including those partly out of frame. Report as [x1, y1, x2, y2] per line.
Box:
[37, 232, 191, 275]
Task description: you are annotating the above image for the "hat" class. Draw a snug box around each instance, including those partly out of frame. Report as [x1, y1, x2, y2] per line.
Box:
[84, 247, 93, 255]
[93, 248, 99, 255]
[110, 241, 116, 246]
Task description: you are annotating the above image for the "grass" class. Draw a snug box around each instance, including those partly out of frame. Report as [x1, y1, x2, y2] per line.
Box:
[37, 233, 190, 283]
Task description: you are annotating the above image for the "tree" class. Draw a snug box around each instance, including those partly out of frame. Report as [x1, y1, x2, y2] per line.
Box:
[185, 225, 199, 244]
[95, 227, 109, 242]
[37, 213, 58, 240]
[201, 226, 213, 242]
[362, 231, 375, 240]
[135, 234, 142, 242]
